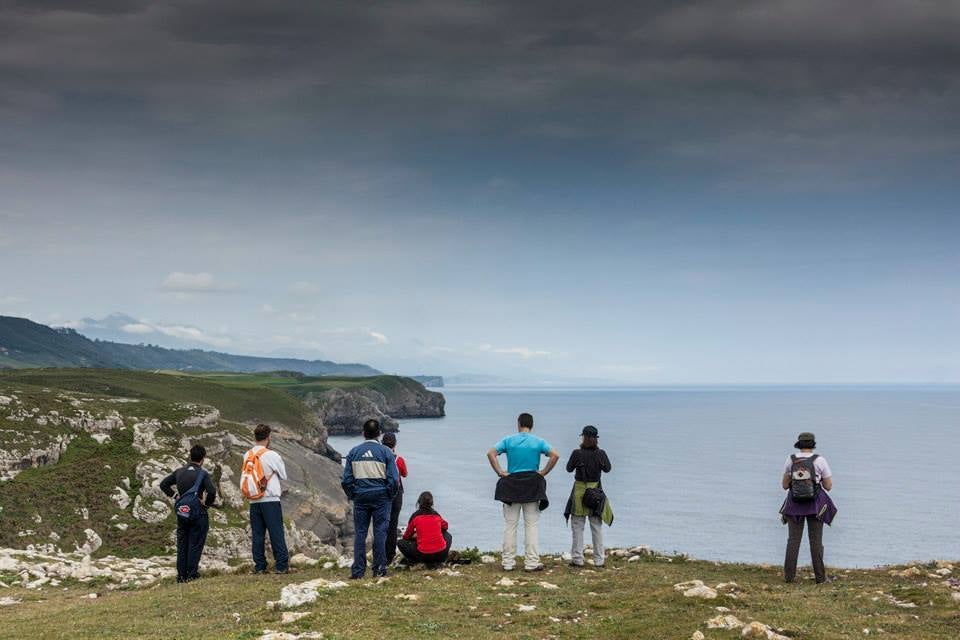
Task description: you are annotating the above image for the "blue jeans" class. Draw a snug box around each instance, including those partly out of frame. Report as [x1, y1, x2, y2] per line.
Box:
[352, 492, 392, 578]
[176, 512, 209, 582]
[250, 501, 289, 572]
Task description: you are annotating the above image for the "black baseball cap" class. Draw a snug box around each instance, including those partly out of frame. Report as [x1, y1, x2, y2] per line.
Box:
[581, 425, 599, 437]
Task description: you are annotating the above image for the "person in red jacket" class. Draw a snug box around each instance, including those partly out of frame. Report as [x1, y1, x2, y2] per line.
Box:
[398, 491, 452, 568]
[381, 432, 407, 564]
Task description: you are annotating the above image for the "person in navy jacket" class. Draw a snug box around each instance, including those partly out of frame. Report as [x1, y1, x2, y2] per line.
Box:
[341, 419, 399, 578]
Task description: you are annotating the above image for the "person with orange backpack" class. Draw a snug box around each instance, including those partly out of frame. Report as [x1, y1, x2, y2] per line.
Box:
[241, 423, 289, 574]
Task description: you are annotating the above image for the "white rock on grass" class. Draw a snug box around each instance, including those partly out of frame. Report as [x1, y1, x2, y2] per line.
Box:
[888, 566, 922, 578]
[280, 612, 312, 624]
[132, 421, 163, 454]
[516, 604, 536, 612]
[538, 581, 559, 590]
[0, 597, 21, 606]
[267, 579, 349, 610]
[0, 555, 18, 572]
[741, 621, 790, 640]
[674, 580, 718, 599]
[289, 554, 319, 568]
[132, 495, 170, 524]
[259, 631, 323, 640]
[111, 487, 131, 510]
[394, 594, 420, 601]
[692, 632, 705, 640]
[76, 529, 103, 555]
[480, 555, 497, 564]
[495, 577, 516, 587]
[336, 556, 353, 569]
[707, 614, 744, 630]
[90, 434, 111, 445]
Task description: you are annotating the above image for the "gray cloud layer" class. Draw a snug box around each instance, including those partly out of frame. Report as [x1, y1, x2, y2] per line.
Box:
[2, 0, 959, 192]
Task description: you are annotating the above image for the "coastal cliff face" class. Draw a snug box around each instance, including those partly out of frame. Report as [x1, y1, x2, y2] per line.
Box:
[0, 370, 446, 563]
[301, 378, 445, 436]
[0, 373, 352, 560]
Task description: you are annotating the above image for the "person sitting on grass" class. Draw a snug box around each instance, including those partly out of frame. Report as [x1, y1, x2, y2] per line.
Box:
[397, 491, 455, 569]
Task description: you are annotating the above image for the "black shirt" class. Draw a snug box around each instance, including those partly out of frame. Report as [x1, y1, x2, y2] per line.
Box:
[159, 463, 217, 507]
[565, 448, 611, 482]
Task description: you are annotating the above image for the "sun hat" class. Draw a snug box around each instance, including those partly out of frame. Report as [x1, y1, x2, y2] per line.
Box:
[794, 431, 816, 449]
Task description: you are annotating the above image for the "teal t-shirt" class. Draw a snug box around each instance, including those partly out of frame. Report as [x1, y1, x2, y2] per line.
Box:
[495, 432, 553, 474]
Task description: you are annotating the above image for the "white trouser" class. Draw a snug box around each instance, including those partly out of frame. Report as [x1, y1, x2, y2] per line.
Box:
[570, 515, 604, 566]
[502, 502, 540, 570]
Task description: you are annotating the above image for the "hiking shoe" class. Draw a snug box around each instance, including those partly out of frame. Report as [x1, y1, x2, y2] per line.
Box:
[274, 569, 289, 575]
[568, 562, 584, 569]
[502, 566, 515, 572]
[524, 565, 545, 572]
[447, 550, 461, 564]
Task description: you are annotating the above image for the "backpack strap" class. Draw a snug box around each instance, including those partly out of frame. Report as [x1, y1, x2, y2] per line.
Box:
[247, 446, 269, 462]
[248, 447, 275, 485]
[184, 468, 207, 497]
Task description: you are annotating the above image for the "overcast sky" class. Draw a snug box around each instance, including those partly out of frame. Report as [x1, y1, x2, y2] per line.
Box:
[1, 1, 958, 383]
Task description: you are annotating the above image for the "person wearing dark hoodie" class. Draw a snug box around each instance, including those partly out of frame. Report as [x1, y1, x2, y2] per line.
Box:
[398, 491, 453, 568]
[341, 419, 399, 579]
[779, 431, 837, 584]
[159, 445, 217, 583]
[381, 432, 407, 565]
[486, 412, 560, 572]
[563, 425, 614, 568]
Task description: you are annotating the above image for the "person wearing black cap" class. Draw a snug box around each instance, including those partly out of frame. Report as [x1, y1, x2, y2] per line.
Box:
[780, 431, 835, 584]
[563, 425, 613, 568]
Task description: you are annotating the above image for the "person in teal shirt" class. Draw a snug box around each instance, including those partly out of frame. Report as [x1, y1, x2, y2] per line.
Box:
[486, 413, 559, 571]
[494, 431, 554, 473]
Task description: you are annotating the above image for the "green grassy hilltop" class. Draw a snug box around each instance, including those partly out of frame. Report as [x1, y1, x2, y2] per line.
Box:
[1, 553, 958, 639]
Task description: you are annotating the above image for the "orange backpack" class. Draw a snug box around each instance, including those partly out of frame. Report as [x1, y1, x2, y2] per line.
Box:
[240, 447, 273, 500]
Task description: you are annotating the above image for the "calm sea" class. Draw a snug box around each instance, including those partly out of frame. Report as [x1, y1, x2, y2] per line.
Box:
[329, 385, 960, 567]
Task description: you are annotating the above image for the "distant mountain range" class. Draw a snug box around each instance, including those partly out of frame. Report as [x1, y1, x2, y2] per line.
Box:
[0, 315, 380, 376]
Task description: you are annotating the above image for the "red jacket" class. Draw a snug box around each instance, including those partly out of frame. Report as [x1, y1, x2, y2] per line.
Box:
[403, 512, 448, 554]
[396, 456, 407, 489]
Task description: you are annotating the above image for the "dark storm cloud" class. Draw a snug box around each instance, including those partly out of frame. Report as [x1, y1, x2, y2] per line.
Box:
[1, 1, 959, 190]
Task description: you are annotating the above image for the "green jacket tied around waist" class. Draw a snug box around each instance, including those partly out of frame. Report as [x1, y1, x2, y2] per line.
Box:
[564, 480, 614, 526]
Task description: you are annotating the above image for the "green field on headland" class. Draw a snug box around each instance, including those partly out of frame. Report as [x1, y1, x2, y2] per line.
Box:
[1, 552, 958, 639]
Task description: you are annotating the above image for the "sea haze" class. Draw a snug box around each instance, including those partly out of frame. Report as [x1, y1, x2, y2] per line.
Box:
[329, 385, 960, 567]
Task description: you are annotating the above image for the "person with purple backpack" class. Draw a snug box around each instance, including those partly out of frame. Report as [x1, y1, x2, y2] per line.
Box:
[780, 431, 838, 584]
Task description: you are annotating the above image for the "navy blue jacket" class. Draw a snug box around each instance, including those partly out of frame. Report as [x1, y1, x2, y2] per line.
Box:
[341, 439, 399, 501]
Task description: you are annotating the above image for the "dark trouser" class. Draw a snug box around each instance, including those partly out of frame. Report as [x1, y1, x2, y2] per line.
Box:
[352, 493, 392, 578]
[398, 531, 453, 565]
[784, 515, 826, 583]
[250, 501, 289, 572]
[386, 489, 403, 565]
[176, 512, 209, 582]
